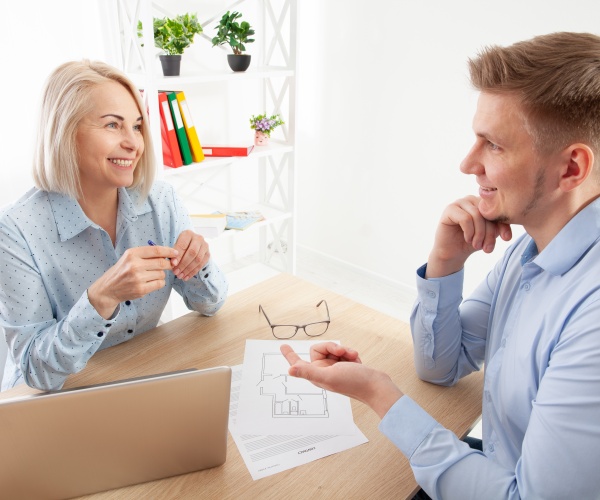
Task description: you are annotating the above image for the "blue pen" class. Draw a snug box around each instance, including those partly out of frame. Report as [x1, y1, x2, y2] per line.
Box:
[148, 240, 200, 279]
[148, 240, 171, 260]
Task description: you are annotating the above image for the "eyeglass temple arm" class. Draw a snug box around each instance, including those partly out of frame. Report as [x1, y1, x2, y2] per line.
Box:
[316, 300, 330, 320]
[258, 304, 273, 326]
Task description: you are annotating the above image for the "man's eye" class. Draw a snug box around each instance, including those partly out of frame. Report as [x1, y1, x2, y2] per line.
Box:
[488, 141, 499, 151]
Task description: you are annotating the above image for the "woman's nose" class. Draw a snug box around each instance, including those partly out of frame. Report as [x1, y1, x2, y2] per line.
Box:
[121, 128, 142, 151]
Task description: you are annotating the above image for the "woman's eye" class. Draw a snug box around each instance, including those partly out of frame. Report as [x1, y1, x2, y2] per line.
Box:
[106, 122, 118, 129]
[133, 124, 142, 132]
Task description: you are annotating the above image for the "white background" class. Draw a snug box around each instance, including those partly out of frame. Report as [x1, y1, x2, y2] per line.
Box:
[1, 0, 599, 376]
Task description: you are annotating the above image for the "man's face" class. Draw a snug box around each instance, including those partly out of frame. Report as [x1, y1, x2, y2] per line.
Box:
[460, 92, 559, 228]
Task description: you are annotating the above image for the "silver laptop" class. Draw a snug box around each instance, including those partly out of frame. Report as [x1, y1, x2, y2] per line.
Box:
[0, 366, 231, 499]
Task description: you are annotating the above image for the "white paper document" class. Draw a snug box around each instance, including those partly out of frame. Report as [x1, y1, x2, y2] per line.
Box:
[228, 340, 368, 480]
[236, 339, 358, 436]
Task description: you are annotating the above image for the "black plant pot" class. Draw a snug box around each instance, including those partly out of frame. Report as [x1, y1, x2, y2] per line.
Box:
[159, 54, 182, 76]
[227, 54, 251, 72]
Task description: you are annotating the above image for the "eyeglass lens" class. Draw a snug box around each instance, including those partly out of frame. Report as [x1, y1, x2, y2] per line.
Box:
[272, 322, 329, 339]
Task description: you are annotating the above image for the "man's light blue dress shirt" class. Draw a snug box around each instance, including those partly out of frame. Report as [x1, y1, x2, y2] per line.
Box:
[380, 197, 600, 499]
[0, 181, 227, 391]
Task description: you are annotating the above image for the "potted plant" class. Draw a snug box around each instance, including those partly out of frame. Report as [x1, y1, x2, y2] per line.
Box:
[138, 13, 203, 76]
[250, 113, 285, 146]
[211, 11, 255, 72]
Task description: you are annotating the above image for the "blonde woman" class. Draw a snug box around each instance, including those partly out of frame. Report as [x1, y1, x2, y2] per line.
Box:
[0, 60, 227, 391]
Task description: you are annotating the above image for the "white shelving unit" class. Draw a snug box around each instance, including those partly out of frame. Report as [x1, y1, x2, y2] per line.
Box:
[99, 0, 297, 293]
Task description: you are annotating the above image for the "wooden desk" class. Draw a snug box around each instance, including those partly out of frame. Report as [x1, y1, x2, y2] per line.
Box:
[0, 274, 483, 499]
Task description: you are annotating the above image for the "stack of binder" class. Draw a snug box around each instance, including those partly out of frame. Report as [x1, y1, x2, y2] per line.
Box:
[158, 90, 204, 168]
[157, 90, 255, 168]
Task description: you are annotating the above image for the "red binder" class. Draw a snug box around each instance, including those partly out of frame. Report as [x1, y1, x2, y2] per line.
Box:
[201, 145, 254, 157]
[158, 92, 183, 168]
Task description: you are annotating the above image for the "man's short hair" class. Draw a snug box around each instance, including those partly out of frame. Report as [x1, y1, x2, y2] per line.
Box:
[32, 60, 156, 200]
[468, 32, 600, 159]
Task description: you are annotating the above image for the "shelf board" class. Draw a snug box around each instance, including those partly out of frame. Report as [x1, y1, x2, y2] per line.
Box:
[161, 141, 294, 177]
[130, 67, 294, 87]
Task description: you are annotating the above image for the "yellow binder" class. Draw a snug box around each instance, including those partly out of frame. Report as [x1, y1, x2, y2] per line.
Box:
[175, 91, 205, 163]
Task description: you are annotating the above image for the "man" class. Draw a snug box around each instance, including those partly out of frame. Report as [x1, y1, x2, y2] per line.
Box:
[281, 32, 600, 498]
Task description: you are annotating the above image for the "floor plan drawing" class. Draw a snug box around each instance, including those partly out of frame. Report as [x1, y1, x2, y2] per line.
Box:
[258, 353, 329, 418]
[237, 340, 358, 436]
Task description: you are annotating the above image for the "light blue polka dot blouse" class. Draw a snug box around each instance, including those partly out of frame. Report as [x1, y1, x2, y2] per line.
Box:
[0, 181, 228, 391]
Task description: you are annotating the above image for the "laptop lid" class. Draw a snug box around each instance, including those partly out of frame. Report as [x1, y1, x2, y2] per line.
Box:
[0, 366, 231, 499]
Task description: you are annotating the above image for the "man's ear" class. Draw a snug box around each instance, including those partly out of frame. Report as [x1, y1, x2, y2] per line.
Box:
[559, 144, 594, 192]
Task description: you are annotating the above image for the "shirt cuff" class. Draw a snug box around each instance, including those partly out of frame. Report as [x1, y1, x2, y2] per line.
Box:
[378, 395, 439, 458]
[416, 264, 464, 310]
[67, 290, 119, 340]
[196, 259, 213, 281]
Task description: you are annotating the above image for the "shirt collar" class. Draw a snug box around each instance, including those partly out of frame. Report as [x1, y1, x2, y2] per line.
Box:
[48, 187, 152, 242]
[529, 197, 600, 276]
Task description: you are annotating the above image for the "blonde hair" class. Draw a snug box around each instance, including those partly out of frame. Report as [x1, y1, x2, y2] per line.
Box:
[32, 60, 156, 200]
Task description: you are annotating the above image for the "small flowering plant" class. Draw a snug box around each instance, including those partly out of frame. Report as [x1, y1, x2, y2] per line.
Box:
[249, 113, 285, 137]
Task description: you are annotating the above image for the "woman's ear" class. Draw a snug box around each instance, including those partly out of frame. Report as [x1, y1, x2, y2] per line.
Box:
[559, 144, 594, 192]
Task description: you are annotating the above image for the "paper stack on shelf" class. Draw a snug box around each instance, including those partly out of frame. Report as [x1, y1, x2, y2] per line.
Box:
[190, 213, 227, 238]
[224, 211, 265, 230]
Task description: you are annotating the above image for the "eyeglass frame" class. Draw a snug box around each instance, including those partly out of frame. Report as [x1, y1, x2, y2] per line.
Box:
[258, 300, 331, 339]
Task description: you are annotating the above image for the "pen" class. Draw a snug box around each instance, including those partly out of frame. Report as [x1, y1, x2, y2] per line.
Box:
[148, 240, 170, 260]
[148, 240, 200, 279]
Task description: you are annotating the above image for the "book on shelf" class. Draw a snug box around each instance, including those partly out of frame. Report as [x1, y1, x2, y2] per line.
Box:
[164, 91, 193, 165]
[158, 92, 183, 168]
[175, 91, 205, 163]
[202, 145, 254, 157]
[190, 213, 227, 238]
[223, 211, 265, 230]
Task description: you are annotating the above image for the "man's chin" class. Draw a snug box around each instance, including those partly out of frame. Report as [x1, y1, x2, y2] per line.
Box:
[481, 210, 510, 224]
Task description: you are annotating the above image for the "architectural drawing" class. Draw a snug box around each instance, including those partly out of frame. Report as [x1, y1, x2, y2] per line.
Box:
[258, 353, 329, 418]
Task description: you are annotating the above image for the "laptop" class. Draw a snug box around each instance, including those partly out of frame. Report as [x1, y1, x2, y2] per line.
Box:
[0, 366, 231, 499]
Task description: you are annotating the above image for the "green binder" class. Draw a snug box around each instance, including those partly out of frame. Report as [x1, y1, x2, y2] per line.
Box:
[165, 91, 193, 165]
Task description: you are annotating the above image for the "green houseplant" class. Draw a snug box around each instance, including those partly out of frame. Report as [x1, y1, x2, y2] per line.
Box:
[138, 13, 203, 76]
[211, 11, 255, 72]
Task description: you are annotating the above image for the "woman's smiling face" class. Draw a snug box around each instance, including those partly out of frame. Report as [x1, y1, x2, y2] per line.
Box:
[75, 81, 144, 197]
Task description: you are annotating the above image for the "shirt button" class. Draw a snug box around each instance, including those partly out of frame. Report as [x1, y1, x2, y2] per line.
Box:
[524, 283, 531, 291]
[125, 300, 131, 306]
[97, 332, 104, 338]
[204, 273, 209, 278]
[427, 291, 436, 298]
[105, 324, 111, 328]
[488, 444, 495, 452]
[128, 329, 133, 334]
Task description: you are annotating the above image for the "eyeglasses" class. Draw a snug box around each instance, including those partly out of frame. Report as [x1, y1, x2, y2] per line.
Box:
[259, 300, 331, 339]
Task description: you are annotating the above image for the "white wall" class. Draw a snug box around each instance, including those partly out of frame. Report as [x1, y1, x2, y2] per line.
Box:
[295, 0, 600, 296]
[0, 0, 599, 310]
[0, 1, 106, 207]
[0, 1, 107, 384]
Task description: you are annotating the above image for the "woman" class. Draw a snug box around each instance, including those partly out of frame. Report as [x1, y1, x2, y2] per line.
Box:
[0, 60, 228, 391]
